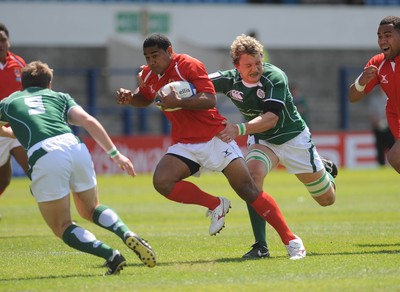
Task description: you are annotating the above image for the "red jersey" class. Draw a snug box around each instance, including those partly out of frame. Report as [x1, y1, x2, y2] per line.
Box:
[0, 51, 26, 100]
[139, 53, 225, 144]
[365, 53, 400, 139]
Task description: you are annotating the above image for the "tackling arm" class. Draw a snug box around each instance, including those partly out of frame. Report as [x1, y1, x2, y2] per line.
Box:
[218, 98, 282, 142]
[68, 106, 136, 177]
[217, 111, 279, 143]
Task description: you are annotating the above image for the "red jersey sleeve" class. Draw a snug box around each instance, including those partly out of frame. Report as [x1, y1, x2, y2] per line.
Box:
[364, 53, 384, 95]
[0, 52, 26, 100]
[179, 54, 216, 95]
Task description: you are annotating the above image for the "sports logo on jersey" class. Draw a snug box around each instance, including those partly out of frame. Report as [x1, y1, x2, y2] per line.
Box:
[228, 90, 244, 102]
[380, 74, 389, 84]
[257, 89, 265, 99]
[149, 85, 156, 94]
[14, 68, 22, 82]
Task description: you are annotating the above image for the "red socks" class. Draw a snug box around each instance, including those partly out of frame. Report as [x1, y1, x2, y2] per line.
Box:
[251, 191, 296, 245]
[167, 182, 296, 245]
[166, 181, 220, 210]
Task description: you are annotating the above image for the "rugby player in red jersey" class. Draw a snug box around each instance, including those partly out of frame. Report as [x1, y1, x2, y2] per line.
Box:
[0, 23, 28, 217]
[116, 33, 306, 260]
[349, 16, 400, 174]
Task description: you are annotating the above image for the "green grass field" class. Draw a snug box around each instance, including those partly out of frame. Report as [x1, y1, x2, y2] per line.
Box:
[1, 168, 399, 292]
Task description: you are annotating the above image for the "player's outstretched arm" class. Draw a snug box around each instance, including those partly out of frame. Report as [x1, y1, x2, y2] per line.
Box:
[68, 106, 136, 177]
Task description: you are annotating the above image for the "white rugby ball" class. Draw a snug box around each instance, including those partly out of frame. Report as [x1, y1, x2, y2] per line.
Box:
[155, 81, 196, 111]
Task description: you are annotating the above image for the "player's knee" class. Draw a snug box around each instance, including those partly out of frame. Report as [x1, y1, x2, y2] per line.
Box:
[315, 193, 335, 207]
[248, 169, 265, 187]
[387, 150, 400, 172]
[152, 175, 172, 196]
[235, 181, 260, 203]
[305, 172, 336, 206]
[55, 222, 73, 239]
[0, 177, 11, 193]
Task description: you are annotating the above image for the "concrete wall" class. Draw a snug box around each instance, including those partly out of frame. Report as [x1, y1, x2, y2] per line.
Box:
[3, 3, 397, 48]
[4, 3, 394, 134]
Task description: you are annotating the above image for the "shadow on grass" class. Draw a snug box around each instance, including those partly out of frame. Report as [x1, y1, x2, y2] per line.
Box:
[0, 234, 54, 239]
[356, 243, 400, 247]
[2, 246, 399, 282]
[0, 273, 98, 282]
[304, 249, 400, 256]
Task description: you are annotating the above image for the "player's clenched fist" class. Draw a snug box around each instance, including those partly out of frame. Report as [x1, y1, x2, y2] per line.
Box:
[360, 65, 378, 85]
[116, 88, 132, 105]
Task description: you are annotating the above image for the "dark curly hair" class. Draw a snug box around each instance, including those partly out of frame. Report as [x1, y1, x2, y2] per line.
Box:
[380, 16, 400, 31]
[0, 22, 9, 38]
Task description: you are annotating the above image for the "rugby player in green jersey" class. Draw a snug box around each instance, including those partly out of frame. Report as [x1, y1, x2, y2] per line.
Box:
[0, 61, 156, 275]
[119, 33, 306, 260]
[210, 34, 338, 259]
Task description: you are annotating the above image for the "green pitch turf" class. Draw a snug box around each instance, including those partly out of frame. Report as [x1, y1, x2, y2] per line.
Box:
[0, 168, 399, 291]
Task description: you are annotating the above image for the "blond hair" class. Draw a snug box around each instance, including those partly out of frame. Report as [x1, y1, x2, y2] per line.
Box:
[230, 34, 264, 65]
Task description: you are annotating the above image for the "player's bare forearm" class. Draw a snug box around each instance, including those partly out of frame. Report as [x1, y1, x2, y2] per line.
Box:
[116, 88, 152, 108]
[349, 65, 378, 102]
[348, 85, 366, 102]
[162, 92, 217, 110]
[0, 126, 16, 138]
[246, 112, 278, 134]
[218, 112, 278, 143]
[70, 109, 137, 177]
[177, 92, 217, 110]
[86, 119, 137, 177]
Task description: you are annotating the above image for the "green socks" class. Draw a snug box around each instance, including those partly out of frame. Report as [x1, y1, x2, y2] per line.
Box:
[246, 203, 267, 245]
[62, 224, 113, 260]
[92, 205, 130, 241]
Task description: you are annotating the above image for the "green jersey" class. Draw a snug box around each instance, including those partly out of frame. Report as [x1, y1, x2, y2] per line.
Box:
[210, 63, 306, 145]
[0, 87, 79, 151]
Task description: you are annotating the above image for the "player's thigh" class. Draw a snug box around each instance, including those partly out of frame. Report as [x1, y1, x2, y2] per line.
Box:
[37, 194, 71, 238]
[387, 139, 400, 162]
[246, 144, 278, 179]
[296, 169, 325, 184]
[0, 138, 14, 185]
[0, 158, 12, 188]
[0, 137, 18, 167]
[153, 154, 193, 194]
[10, 145, 28, 173]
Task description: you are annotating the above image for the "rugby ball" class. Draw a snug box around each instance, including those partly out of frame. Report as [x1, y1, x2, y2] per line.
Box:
[155, 81, 196, 111]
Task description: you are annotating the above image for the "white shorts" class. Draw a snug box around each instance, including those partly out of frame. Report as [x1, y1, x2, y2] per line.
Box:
[0, 137, 22, 166]
[30, 143, 96, 203]
[167, 136, 244, 175]
[248, 127, 324, 174]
